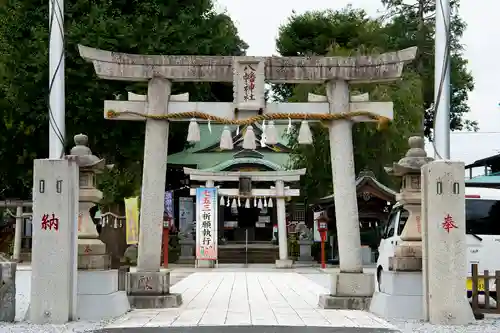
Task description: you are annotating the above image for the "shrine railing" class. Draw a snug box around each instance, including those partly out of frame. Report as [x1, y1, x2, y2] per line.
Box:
[470, 263, 500, 315]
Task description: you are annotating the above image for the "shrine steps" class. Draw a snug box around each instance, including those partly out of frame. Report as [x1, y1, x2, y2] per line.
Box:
[218, 244, 279, 264]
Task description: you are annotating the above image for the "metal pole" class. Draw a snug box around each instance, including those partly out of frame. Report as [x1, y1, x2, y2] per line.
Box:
[49, 0, 65, 158]
[245, 228, 248, 266]
[434, 0, 451, 160]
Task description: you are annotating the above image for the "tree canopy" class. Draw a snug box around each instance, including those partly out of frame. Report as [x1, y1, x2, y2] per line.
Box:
[276, 2, 475, 137]
[0, 0, 247, 200]
[285, 46, 424, 202]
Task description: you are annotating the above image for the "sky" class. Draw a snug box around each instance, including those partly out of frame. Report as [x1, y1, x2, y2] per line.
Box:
[216, 0, 500, 174]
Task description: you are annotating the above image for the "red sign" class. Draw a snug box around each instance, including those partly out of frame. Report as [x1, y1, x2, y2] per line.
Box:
[442, 214, 457, 233]
[41, 213, 59, 231]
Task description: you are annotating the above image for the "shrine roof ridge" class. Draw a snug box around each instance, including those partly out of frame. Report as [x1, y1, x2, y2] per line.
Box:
[183, 167, 306, 182]
[78, 45, 417, 83]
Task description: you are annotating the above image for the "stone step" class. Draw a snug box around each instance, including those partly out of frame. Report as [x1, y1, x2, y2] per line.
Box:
[218, 248, 279, 264]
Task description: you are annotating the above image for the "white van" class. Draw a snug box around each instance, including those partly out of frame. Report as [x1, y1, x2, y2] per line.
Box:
[376, 186, 500, 297]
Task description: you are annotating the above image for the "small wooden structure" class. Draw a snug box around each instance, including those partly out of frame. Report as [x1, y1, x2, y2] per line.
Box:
[312, 170, 396, 236]
[470, 263, 500, 314]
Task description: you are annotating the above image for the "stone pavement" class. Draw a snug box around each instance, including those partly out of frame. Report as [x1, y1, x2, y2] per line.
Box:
[105, 272, 396, 329]
[94, 326, 399, 333]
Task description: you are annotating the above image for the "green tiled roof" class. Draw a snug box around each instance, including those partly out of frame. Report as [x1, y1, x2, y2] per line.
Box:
[167, 123, 292, 170]
[203, 157, 285, 171]
[467, 172, 500, 184]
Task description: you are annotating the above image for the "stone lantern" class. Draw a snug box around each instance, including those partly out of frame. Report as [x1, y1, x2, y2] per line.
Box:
[384, 136, 433, 268]
[370, 136, 434, 320]
[70, 134, 109, 269]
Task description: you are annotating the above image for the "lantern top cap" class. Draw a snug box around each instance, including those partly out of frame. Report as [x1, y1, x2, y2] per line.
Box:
[385, 136, 433, 176]
[70, 133, 105, 170]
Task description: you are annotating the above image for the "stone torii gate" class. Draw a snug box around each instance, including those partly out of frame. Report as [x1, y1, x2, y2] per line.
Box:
[79, 45, 416, 309]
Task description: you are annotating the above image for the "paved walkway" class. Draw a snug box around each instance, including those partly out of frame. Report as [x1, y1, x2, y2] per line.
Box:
[106, 272, 396, 329]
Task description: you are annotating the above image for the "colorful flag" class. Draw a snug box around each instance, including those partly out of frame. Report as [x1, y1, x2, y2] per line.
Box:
[124, 197, 140, 245]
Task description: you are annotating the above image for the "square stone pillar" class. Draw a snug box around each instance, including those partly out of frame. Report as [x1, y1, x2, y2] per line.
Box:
[30, 158, 79, 324]
[421, 161, 474, 324]
[319, 80, 373, 310]
[275, 180, 292, 268]
[126, 77, 181, 308]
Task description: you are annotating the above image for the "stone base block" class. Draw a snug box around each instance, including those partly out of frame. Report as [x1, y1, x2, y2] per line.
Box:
[369, 270, 424, 320]
[0, 261, 16, 322]
[76, 270, 130, 321]
[394, 242, 422, 258]
[125, 270, 181, 309]
[0, 281, 15, 322]
[275, 259, 293, 268]
[389, 256, 422, 271]
[331, 272, 374, 297]
[128, 294, 182, 309]
[298, 255, 314, 262]
[379, 269, 422, 295]
[370, 292, 423, 320]
[78, 239, 106, 256]
[126, 271, 170, 295]
[177, 256, 195, 265]
[118, 266, 130, 291]
[318, 294, 371, 310]
[197, 260, 215, 268]
[78, 254, 111, 270]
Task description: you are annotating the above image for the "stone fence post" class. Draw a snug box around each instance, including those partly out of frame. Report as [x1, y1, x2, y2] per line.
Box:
[0, 254, 16, 322]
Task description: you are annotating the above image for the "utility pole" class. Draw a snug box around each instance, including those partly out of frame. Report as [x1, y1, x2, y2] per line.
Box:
[49, 0, 65, 158]
[433, 0, 451, 160]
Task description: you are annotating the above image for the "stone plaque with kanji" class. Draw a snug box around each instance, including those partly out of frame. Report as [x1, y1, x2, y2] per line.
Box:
[232, 57, 265, 111]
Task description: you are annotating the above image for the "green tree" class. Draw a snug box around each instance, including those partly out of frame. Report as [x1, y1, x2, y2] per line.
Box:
[275, 3, 475, 137]
[286, 47, 423, 202]
[0, 0, 247, 200]
[274, 7, 381, 102]
[381, 0, 476, 136]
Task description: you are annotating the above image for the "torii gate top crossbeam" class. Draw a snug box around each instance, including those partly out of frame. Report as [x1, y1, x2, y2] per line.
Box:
[78, 45, 417, 84]
[183, 167, 306, 182]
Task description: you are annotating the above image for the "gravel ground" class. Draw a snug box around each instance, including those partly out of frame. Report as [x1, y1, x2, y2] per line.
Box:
[0, 268, 193, 333]
[390, 317, 500, 333]
[303, 272, 500, 333]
